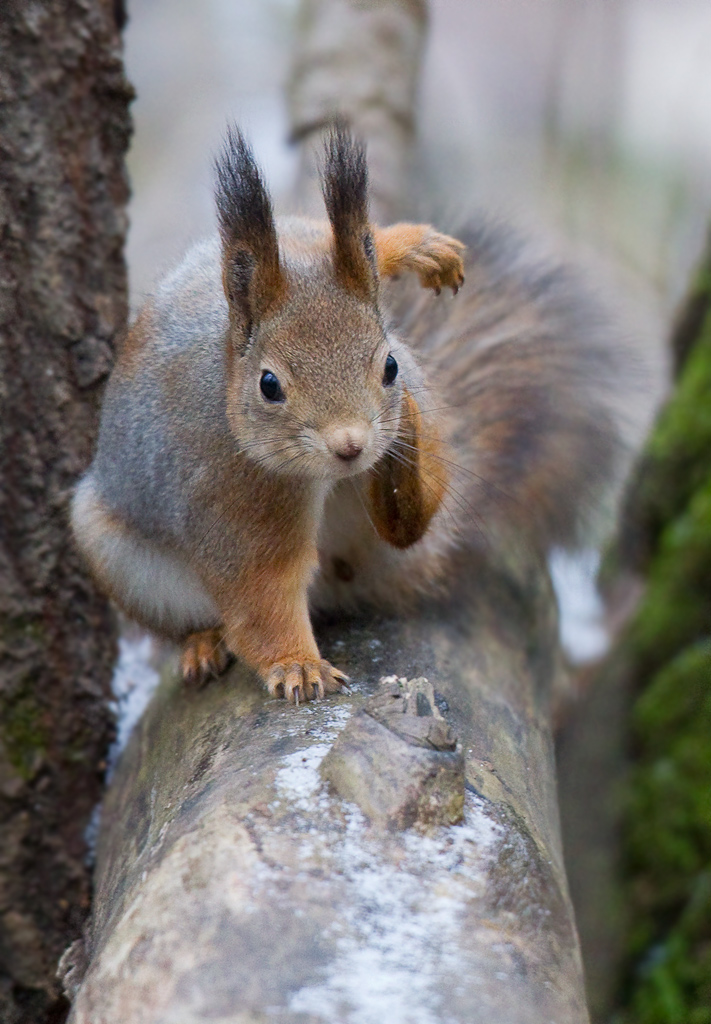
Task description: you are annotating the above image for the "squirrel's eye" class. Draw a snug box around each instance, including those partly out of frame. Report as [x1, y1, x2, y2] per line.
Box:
[383, 354, 398, 387]
[260, 370, 284, 403]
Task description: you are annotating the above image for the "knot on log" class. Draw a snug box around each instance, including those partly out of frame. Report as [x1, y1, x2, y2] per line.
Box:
[365, 675, 458, 751]
[320, 675, 464, 830]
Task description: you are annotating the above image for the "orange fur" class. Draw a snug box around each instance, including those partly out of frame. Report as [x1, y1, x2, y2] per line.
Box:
[201, 536, 346, 703]
[373, 223, 465, 294]
[369, 387, 448, 549]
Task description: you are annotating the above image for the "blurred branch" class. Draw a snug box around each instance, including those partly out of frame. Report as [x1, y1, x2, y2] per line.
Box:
[288, 0, 428, 221]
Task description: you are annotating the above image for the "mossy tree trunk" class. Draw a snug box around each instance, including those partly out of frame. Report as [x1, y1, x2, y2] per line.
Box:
[0, 3, 132, 1021]
[602, 235, 711, 1023]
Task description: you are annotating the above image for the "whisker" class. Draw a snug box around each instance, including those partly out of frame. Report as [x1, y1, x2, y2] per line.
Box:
[377, 445, 487, 546]
[368, 459, 461, 542]
[247, 447, 306, 470]
[374, 401, 469, 427]
[238, 434, 313, 454]
[249, 447, 311, 473]
[370, 389, 443, 428]
[385, 435, 519, 509]
[385, 440, 495, 546]
[351, 479, 380, 539]
[386, 442, 481, 518]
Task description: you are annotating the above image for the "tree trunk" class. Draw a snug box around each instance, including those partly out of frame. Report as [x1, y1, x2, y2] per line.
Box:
[0, 3, 132, 1021]
[600, 235, 711, 1023]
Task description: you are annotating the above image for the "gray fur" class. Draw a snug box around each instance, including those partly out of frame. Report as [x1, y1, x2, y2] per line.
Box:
[92, 238, 233, 547]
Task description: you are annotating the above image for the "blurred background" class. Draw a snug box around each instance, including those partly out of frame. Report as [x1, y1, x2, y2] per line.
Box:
[119, 2, 711, 1021]
[125, 0, 711, 316]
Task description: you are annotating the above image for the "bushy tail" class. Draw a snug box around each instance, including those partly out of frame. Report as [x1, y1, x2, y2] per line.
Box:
[389, 217, 630, 552]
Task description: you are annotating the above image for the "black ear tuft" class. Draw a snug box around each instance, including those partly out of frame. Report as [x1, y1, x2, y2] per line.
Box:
[321, 122, 377, 301]
[214, 126, 276, 260]
[321, 122, 369, 238]
[214, 126, 285, 336]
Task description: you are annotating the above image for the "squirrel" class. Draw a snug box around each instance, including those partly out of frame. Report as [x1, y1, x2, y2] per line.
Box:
[71, 124, 621, 704]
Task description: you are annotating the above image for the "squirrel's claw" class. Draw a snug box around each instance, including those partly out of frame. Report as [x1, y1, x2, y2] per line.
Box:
[284, 664, 305, 704]
[266, 664, 286, 699]
[412, 230, 465, 296]
[320, 660, 349, 696]
[265, 658, 348, 705]
[181, 629, 232, 687]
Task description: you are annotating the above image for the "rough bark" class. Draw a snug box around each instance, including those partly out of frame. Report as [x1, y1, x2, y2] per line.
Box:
[66, 547, 589, 1024]
[0, 3, 132, 1021]
[288, 0, 428, 222]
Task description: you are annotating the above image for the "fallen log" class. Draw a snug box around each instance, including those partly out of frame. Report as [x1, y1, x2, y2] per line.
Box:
[64, 546, 589, 1023]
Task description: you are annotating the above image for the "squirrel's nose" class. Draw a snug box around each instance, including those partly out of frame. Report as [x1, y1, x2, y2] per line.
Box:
[335, 440, 363, 462]
[325, 425, 369, 463]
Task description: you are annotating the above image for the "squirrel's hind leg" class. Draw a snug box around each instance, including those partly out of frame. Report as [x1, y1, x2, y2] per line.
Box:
[71, 475, 221, 641]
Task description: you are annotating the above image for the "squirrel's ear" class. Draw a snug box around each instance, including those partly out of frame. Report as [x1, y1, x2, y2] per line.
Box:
[214, 127, 287, 346]
[321, 124, 378, 303]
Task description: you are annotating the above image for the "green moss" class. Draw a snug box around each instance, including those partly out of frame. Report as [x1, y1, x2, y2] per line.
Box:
[616, 642, 711, 1024]
[0, 691, 48, 781]
[648, 324, 711, 466]
[630, 313, 711, 545]
[610, 245, 711, 1024]
[683, 254, 711, 310]
[634, 642, 711, 747]
[629, 481, 711, 675]
[622, 873, 711, 1024]
[627, 645, 711, 903]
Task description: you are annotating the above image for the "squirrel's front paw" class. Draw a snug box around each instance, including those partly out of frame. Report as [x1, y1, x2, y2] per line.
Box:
[413, 230, 465, 296]
[265, 659, 349, 706]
